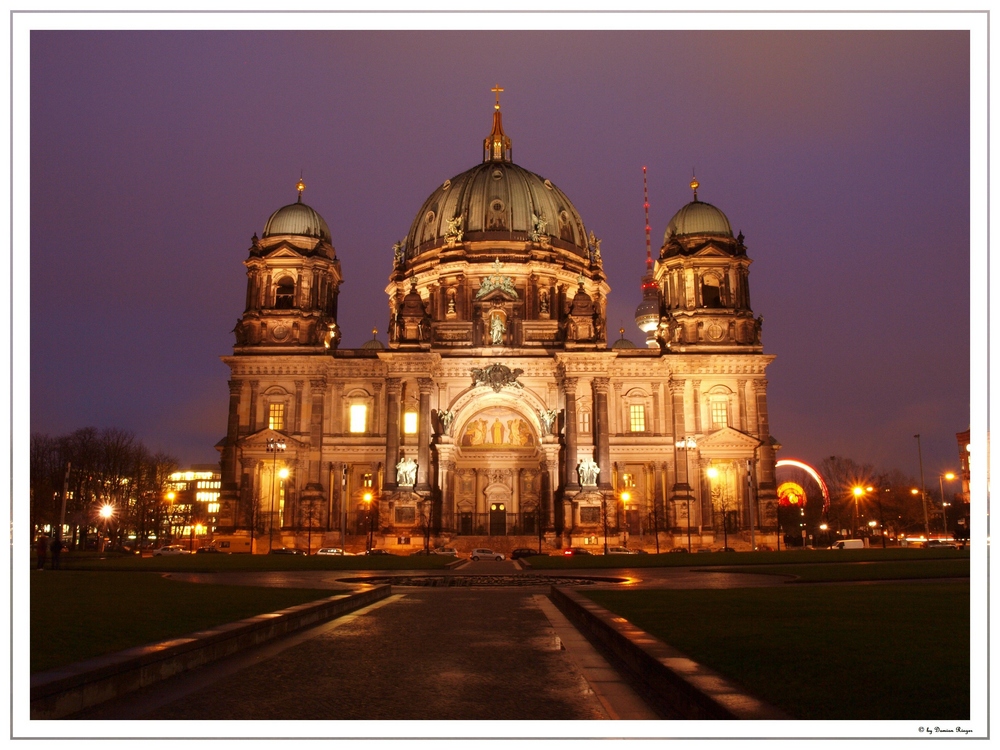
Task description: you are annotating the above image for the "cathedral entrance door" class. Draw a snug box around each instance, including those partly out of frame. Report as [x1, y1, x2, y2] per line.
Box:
[489, 502, 507, 536]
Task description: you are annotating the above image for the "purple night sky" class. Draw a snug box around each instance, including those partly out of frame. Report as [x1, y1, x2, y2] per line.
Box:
[28, 28, 971, 480]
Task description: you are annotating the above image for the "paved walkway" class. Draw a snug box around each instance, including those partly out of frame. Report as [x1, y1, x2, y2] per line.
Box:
[76, 560, 785, 721]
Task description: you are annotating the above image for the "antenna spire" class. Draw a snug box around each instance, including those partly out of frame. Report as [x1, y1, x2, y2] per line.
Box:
[642, 166, 652, 271]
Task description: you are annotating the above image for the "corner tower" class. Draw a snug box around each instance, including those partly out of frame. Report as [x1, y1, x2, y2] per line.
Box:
[644, 177, 761, 352]
[233, 178, 343, 353]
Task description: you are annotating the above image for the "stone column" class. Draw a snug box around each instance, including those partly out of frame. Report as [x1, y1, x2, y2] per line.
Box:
[416, 377, 433, 491]
[221, 379, 243, 491]
[294, 381, 304, 433]
[331, 381, 344, 434]
[372, 381, 383, 436]
[692, 379, 702, 434]
[513, 467, 521, 517]
[248, 380, 260, 433]
[592, 377, 612, 490]
[651, 382, 662, 436]
[669, 380, 690, 493]
[737, 379, 748, 432]
[384, 378, 401, 489]
[305, 378, 326, 491]
[240, 455, 257, 535]
[698, 456, 712, 531]
[563, 378, 580, 490]
[753, 379, 778, 505]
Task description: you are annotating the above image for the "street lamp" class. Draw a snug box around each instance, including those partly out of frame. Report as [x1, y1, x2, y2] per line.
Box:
[266, 436, 286, 554]
[165, 491, 176, 543]
[938, 471, 956, 536]
[707, 466, 728, 552]
[620, 490, 631, 552]
[99, 504, 114, 551]
[363, 491, 375, 552]
[852, 486, 863, 538]
[675, 437, 697, 552]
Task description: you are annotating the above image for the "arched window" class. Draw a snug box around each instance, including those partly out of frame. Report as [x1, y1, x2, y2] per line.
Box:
[701, 273, 723, 308]
[275, 277, 295, 309]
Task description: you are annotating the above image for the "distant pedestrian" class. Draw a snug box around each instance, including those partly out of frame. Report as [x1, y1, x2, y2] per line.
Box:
[50, 536, 62, 570]
[35, 534, 48, 570]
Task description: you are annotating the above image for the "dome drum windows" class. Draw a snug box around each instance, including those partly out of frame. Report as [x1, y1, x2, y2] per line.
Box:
[700, 272, 724, 309]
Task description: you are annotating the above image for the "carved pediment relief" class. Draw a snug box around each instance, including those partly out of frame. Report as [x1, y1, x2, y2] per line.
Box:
[237, 428, 307, 451]
[696, 426, 761, 452]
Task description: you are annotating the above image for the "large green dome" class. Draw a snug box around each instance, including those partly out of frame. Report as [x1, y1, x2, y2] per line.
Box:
[404, 160, 590, 259]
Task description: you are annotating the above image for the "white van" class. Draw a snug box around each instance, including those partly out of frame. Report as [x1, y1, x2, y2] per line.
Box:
[832, 539, 865, 550]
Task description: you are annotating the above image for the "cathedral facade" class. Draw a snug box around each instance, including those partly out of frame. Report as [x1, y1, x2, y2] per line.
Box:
[216, 98, 780, 551]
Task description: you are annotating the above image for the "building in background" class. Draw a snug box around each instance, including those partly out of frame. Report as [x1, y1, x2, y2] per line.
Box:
[164, 464, 221, 548]
[215, 96, 779, 552]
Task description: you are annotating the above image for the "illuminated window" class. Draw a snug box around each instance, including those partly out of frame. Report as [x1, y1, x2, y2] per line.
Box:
[349, 404, 368, 433]
[403, 411, 418, 434]
[629, 404, 646, 432]
[710, 400, 728, 429]
[579, 411, 591, 434]
[196, 491, 220, 503]
[621, 473, 635, 488]
[208, 503, 220, 514]
[268, 403, 285, 431]
[362, 473, 373, 488]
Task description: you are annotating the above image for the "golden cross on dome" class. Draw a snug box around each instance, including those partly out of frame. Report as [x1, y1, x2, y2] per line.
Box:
[296, 173, 306, 201]
[491, 84, 504, 110]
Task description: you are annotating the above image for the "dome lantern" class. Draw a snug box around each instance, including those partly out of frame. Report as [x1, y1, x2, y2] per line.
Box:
[483, 84, 512, 163]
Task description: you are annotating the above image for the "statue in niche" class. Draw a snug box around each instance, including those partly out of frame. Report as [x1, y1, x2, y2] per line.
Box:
[396, 455, 417, 487]
[538, 408, 559, 435]
[530, 212, 547, 243]
[447, 289, 457, 315]
[539, 290, 550, 315]
[445, 215, 464, 245]
[392, 240, 405, 268]
[753, 315, 764, 344]
[490, 314, 505, 345]
[438, 409, 454, 434]
[577, 459, 600, 487]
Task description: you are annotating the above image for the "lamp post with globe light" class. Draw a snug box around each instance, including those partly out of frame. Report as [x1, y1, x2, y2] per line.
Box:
[938, 472, 957, 536]
[99, 504, 114, 552]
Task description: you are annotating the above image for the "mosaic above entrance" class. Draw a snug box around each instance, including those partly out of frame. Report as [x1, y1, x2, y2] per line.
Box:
[460, 408, 536, 448]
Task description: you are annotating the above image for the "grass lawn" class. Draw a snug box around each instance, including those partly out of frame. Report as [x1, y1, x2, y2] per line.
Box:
[585, 582, 970, 720]
[710, 558, 969, 583]
[30, 571, 334, 674]
[527, 547, 970, 570]
[54, 551, 456, 573]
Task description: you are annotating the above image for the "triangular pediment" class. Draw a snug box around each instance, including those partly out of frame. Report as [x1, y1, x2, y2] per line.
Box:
[264, 243, 307, 259]
[238, 428, 306, 451]
[697, 426, 761, 452]
[692, 243, 731, 258]
[476, 286, 518, 302]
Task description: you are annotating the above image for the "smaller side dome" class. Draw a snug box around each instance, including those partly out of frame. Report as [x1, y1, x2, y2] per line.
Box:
[263, 199, 332, 242]
[361, 327, 385, 350]
[612, 328, 637, 350]
[663, 200, 733, 245]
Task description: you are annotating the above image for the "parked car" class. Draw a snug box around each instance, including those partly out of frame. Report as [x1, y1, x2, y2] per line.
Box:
[696, 548, 713, 554]
[754, 545, 774, 552]
[717, 547, 737, 553]
[269, 547, 305, 555]
[511, 548, 546, 560]
[605, 546, 634, 555]
[470, 548, 505, 561]
[152, 545, 190, 556]
[561, 547, 592, 556]
[668, 547, 689, 553]
[924, 540, 957, 549]
[432, 547, 458, 556]
[195, 546, 223, 554]
[363, 549, 393, 556]
[316, 548, 354, 556]
[410, 549, 434, 555]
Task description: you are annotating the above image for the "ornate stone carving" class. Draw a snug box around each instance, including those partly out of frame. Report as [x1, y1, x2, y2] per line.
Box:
[392, 240, 405, 268]
[445, 214, 464, 246]
[470, 363, 524, 392]
[530, 212, 547, 243]
[538, 408, 559, 434]
[475, 258, 518, 300]
[438, 409, 454, 434]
